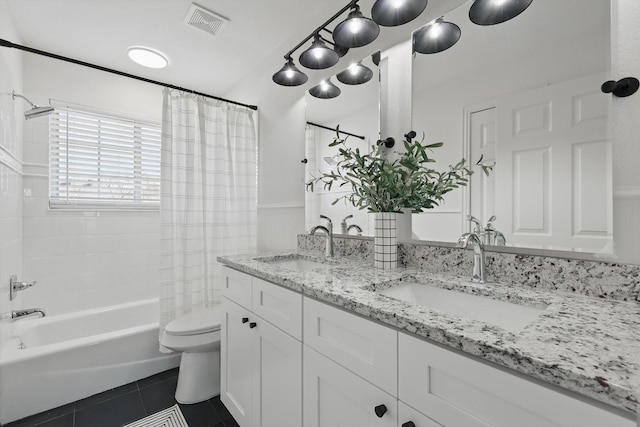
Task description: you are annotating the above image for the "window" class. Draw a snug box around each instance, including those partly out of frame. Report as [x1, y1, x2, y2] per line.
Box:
[49, 103, 161, 210]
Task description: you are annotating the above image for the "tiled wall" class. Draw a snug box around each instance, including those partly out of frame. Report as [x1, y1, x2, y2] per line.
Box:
[0, 2, 23, 361]
[18, 54, 163, 315]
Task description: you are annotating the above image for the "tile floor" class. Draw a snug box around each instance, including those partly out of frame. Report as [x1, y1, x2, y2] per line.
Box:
[4, 368, 239, 427]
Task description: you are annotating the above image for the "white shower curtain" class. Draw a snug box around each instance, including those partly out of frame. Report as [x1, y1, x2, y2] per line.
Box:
[159, 88, 257, 334]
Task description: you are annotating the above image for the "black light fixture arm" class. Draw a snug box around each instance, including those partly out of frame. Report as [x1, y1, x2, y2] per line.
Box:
[282, 0, 359, 60]
[0, 38, 258, 111]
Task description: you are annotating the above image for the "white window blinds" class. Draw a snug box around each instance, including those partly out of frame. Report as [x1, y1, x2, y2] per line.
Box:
[49, 104, 161, 210]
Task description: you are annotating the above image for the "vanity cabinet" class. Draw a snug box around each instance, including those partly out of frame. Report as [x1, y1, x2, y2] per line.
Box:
[220, 266, 302, 427]
[220, 266, 636, 427]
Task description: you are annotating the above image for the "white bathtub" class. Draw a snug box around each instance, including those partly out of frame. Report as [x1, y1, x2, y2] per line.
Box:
[0, 298, 181, 424]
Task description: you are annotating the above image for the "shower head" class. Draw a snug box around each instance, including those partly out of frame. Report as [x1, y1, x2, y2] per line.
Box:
[12, 90, 54, 120]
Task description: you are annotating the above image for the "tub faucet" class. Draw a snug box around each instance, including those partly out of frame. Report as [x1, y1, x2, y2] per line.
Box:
[310, 215, 334, 257]
[457, 232, 486, 283]
[11, 308, 46, 320]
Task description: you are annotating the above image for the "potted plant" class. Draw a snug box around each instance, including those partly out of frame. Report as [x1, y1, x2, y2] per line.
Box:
[306, 129, 492, 268]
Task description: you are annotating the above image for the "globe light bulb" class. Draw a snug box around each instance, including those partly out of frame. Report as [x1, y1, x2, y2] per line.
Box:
[428, 22, 442, 39]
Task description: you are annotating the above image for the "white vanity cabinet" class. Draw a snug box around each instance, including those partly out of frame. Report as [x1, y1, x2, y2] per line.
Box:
[220, 266, 302, 427]
[398, 332, 635, 427]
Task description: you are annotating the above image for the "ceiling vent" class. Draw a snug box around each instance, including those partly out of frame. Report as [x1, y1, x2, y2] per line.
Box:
[184, 3, 229, 37]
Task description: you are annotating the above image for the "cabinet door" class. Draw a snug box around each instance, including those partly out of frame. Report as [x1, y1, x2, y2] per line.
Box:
[252, 315, 302, 427]
[221, 298, 254, 426]
[303, 297, 397, 396]
[303, 346, 396, 427]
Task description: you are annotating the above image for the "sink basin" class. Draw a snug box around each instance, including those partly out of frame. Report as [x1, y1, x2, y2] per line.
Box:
[377, 282, 545, 333]
[261, 256, 332, 272]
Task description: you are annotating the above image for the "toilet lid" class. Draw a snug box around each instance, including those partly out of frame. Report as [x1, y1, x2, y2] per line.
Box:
[165, 306, 222, 336]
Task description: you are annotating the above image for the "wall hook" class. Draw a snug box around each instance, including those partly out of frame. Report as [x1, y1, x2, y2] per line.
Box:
[601, 77, 639, 97]
[301, 158, 308, 164]
[377, 137, 395, 148]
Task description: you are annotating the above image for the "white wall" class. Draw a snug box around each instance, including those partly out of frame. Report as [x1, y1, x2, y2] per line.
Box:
[0, 2, 23, 417]
[19, 54, 163, 315]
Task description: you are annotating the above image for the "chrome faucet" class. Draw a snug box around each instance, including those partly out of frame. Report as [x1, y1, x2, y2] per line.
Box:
[11, 308, 46, 320]
[310, 215, 334, 257]
[457, 232, 486, 283]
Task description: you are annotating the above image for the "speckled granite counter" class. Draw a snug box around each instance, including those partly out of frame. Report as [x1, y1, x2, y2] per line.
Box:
[218, 251, 640, 417]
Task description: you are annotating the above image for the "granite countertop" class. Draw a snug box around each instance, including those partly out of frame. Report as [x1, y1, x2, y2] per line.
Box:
[219, 251, 640, 416]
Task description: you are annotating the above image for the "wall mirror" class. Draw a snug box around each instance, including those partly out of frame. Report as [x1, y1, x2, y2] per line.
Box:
[304, 55, 380, 236]
[411, 0, 612, 255]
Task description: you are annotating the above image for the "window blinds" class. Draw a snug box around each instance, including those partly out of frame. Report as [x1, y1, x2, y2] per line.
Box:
[49, 105, 161, 210]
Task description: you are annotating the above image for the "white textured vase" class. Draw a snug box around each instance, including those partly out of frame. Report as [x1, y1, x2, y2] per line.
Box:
[373, 212, 398, 269]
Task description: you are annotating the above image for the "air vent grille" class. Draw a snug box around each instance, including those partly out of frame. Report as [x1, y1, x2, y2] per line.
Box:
[184, 4, 229, 37]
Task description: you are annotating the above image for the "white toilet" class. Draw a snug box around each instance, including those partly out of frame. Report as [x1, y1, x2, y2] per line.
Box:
[160, 305, 222, 404]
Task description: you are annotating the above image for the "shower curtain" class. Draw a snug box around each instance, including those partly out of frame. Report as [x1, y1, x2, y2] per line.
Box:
[159, 88, 257, 335]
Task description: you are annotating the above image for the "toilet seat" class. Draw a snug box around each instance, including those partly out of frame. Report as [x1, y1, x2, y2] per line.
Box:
[164, 306, 222, 336]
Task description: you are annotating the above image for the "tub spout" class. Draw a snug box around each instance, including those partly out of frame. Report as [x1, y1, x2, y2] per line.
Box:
[11, 308, 46, 320]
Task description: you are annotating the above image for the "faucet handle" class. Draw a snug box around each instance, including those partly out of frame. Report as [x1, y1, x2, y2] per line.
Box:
[319, 215, 332, 225]
[485, 215, 497, 230]
[467, 215, 483, 234]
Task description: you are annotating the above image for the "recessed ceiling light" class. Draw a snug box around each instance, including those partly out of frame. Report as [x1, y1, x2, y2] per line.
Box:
[127, 47, 168, 69]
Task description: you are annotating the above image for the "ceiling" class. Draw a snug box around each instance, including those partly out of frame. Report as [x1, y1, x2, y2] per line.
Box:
[4, 0, 351, 97]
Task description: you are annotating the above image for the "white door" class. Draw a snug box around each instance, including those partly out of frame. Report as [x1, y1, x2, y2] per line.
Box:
[468, 106, 497, 230]
[221, 298, 254, 427]
[252, 318, 302, 427]
[303, 346, 396, 427]
[495, 73, 612, 251]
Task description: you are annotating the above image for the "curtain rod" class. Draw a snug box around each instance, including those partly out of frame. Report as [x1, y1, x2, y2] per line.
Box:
[306, 121, 365, 140]
[0, 38, 258, 111]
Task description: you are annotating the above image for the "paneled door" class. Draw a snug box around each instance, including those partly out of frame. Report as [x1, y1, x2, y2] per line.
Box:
[492, 73, 612, 251]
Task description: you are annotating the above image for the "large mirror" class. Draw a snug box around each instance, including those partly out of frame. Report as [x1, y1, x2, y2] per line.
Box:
[304, 55, 380, 236]
[411, 0, 612, 254]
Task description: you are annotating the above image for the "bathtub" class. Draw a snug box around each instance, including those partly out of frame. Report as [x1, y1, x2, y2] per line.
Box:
[0, 298, 180, 424]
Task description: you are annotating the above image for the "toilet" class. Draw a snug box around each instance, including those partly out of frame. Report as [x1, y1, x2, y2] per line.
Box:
[160, 305, 222, 404]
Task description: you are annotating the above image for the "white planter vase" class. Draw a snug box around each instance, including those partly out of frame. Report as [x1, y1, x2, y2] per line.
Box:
[373, 212, 398, 269]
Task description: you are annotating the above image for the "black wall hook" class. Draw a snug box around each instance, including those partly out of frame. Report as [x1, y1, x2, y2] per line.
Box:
[601, 77, 639, 97]
[404, 131, 417, 142]
[377, 137, 395, 148]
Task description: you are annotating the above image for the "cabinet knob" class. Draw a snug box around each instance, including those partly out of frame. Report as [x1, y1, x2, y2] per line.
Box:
[374, 404, 387, 418]
[241, 317, 249, 324]
[401, 422, 416, 427]
[249, 322, 257, 328]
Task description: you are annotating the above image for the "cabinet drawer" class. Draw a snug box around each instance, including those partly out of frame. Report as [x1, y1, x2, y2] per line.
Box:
[252, 277, 302, 340]
[303, 297, 397, 396]
[221, 266, 252, 309]
[303, 346, 396, 427]
[398, 333, 635, 427]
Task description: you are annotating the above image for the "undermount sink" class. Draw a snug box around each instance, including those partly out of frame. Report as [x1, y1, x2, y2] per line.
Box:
[261, 256, 332, 272]
[376, 281, 546, 333]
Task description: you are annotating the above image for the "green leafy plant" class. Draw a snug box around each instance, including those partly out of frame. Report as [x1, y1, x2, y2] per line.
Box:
[306, 129, 492, 213]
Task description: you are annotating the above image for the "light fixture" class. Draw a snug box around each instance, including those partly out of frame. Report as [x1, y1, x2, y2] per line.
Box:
[299, 34, 340, 69]
[336, 62, 374, 85]
[12, 90, 55, 120]
[371, 0, 428, 27]
[413, 18, 461, 54]
[127, 46, 168, 69]
[333, 4, 380, 48]
[309, 79, 341, 99]
[272, 57, 308, 86]
[469, 0, 534, 26]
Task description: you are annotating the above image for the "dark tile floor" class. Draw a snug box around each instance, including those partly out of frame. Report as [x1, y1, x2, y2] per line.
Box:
[4, 368, 239, 427]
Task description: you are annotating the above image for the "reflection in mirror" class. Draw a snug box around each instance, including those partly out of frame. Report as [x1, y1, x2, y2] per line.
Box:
[305, 55, 380, 236]
[411, 0, 612, 254]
